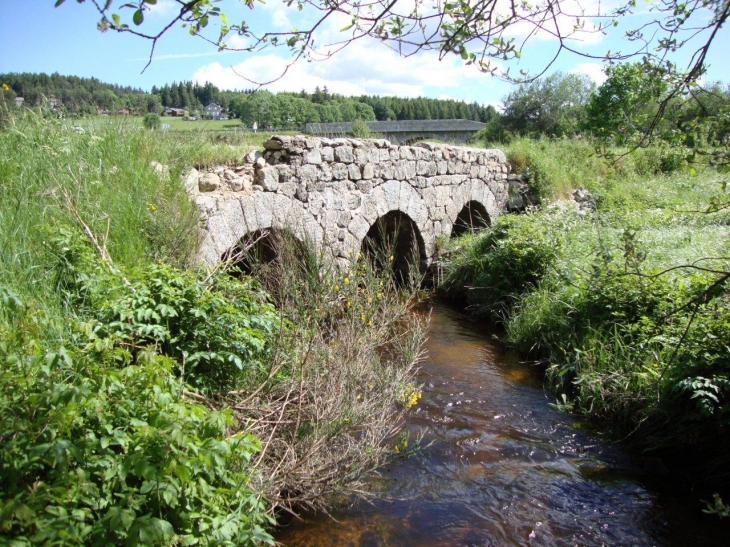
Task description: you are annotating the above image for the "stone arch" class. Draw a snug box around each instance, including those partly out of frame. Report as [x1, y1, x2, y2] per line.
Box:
[348, 180, 433, 261]
[221, 227, 310, 275]
[196, 193, 325, 268]
[361, 210, 427, 282]
[444, 180, 500, 238]
[450, 200, 491, 237]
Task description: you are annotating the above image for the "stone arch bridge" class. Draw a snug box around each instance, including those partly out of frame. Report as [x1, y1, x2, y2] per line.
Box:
[190, 135, 511, 271]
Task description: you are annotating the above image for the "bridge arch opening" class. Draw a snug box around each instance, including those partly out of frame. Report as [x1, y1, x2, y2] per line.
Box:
[451, 201, 491, 237]
[222, 229, 313, 297]
[361, 211, 426, 285]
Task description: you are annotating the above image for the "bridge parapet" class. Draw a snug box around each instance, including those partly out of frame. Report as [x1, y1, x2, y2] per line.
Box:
[191, 136, 510, 268]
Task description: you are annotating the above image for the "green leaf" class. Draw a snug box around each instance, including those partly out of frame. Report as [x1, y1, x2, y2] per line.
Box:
[133, 9, 144, 26]
[54, 0, 67, 6]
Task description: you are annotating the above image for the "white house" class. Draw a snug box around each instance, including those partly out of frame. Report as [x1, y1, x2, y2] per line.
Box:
[203, 103, 227, 120]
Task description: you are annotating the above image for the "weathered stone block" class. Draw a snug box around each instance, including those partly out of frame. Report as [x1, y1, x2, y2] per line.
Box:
[297, 164, 319, 184]
[332, 163, 349, 180]
[383, 180, 401, 210]
[239, 196, 259, 232]
[335, 146, 353, 163]
[368, 148, 381, 164]
[354, 181, 371, 196]
[183, 167, 199, 193]
[263, 138, 284, 150]
[319, 162, 333, 182]
[400, 147, 415, 160]
[336, 210, 352, 228]
[348, 164, 362, 180]
[256, 166, 280, 191]
[276, 164, 294, 182]
[254, 192, 274, 229]
[354, 148, 369, 165]
[279, 182, 296, 197]
[199, 172, 221, 192]
[304, 148, 322, 165]
[362, 164, 374, 179]
[347, 193, 362, 210]
[321, 146, 334, 162]
[348, 215, 370, 240]
[295, 185, 308, 202]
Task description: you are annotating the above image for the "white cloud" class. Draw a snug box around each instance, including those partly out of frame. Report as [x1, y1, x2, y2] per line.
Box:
[192, 38, 502, 102]
[146, 0, 178, 18]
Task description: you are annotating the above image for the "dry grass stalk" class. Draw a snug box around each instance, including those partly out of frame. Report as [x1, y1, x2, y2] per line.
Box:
[227, 234, 428, 515]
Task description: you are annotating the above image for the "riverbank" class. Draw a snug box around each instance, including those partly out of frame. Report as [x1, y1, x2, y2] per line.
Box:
[438, 137, 730, 511]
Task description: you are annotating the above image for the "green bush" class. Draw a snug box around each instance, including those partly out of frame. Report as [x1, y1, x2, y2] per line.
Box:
[350, 119, 372, 138]
[142, 113, 161, 131]
[440, 213, 560, 319]
[0, 285, 274, 546]
[502, 137, 607, 201]
[53, 234, 281, 396]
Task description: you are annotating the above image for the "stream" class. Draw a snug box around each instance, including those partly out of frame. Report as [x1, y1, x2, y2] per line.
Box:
[275, 302, 728, 546]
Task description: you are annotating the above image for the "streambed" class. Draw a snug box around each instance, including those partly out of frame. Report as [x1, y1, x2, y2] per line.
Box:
[276, 302, 726, 546]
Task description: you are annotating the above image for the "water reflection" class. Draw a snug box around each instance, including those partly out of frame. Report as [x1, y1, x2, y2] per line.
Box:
[276, 302, 727, 546]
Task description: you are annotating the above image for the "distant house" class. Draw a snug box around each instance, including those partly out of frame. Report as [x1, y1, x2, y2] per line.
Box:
[164, 107, 185, 117]
[203, 103, 227, 120]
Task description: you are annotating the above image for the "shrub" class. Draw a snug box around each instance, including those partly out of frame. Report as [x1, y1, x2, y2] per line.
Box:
[142, 113, 161, 130]
[0, 286, 274, 547]
[440, 213, 560, 319]
[53, 234, 281, 396]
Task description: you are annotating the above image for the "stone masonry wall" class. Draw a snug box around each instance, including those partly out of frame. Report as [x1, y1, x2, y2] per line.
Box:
[190, 135, 510, 267]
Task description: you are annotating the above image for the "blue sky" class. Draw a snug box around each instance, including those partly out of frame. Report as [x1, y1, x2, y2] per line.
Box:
[1, 0, 728, 106]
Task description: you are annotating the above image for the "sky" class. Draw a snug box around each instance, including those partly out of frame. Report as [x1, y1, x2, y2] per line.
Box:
[1, 0, 728, 107]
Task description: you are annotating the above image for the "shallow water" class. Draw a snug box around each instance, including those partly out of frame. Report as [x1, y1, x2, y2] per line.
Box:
[276, 302, 728, 546]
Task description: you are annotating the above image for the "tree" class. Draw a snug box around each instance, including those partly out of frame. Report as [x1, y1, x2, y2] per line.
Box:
[501, 72, 594, 137]
[584, 62, 668, 143]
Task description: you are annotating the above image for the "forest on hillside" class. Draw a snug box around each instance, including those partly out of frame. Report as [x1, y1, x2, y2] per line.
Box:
[0, 72, 496, 128]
